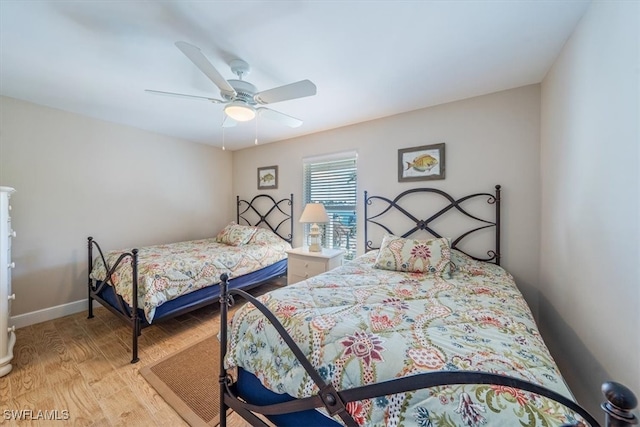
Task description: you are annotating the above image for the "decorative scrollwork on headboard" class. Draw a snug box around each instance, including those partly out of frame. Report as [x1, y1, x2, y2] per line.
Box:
[364, 185, 501, 264]
[237, 194, 294, 243]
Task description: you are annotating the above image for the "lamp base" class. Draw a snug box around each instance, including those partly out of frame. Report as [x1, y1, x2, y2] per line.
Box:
[308, 243, 322, 252]
[308, 223, 322, 252]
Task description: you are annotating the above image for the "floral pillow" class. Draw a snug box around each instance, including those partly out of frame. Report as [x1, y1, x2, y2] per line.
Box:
[216, 223, 258, 246]
[373, 234, 451, 276]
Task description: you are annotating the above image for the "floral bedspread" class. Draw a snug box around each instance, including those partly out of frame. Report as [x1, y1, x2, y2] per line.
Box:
[226, 251, 583, 427]
[90, 237, 290, 323]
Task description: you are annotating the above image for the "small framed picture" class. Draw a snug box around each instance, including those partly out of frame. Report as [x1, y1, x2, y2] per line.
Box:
[257, 165, 278, 190]
[398, 143, 445, 182]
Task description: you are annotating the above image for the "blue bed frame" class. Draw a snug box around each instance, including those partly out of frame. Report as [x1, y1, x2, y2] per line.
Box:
[87, 193, 293, 363]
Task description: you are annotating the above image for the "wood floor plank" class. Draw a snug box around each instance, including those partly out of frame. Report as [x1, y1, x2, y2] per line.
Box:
[0, 374, 11, 406]
[51, 375, 107, 426]
[96, 337, 137, 369]
[64, 332, 103, 365]
[40, 355, 82, 388]
[80, 358, 126, 401]
[98, 384, 157, 426]
[125, 370, 188, 426]
[9, 343, 46, 398]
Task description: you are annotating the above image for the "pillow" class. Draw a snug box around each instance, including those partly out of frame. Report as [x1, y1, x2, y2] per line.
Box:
[216, 223, 258, 246]
[373, 234, 451, 276]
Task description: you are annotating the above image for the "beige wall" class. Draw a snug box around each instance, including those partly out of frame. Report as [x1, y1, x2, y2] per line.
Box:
[540, 0, 640, 417]
[233, 85, 543, 311]
[0, 96, 233, 317]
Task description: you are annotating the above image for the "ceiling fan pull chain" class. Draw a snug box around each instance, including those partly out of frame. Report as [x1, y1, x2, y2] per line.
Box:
[222, 122, 226, 151]
[255, 115, 259, 145]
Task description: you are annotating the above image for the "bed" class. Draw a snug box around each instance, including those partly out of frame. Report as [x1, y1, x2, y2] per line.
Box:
[87, 194, 293, 363]
[217, 186, 638, 427]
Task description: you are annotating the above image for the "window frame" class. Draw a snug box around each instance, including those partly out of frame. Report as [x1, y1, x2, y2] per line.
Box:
[302, 151, 358, 259]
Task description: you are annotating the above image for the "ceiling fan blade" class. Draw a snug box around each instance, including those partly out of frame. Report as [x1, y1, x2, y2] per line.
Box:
[257, 107, 303, 128]
[254, 80, 316, 105]
[145, 89, 224, 103]
[175, 41, 236, 97]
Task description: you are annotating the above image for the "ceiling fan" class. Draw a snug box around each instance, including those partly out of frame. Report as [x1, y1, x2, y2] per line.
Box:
[146, 41, 317, 128]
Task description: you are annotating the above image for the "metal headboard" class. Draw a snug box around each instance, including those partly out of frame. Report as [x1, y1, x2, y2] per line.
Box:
[364, 185, 501, 265]
[237, 194, 294, 244]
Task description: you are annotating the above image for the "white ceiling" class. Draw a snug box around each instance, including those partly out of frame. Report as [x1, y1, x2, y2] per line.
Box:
[0, 1, 590, 151]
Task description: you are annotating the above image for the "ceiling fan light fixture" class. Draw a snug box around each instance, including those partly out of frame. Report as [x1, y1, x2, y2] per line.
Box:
[224, 101, 256, 122]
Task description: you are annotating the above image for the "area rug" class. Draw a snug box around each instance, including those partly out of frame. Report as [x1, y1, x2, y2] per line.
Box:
[140, 335, 221, 427]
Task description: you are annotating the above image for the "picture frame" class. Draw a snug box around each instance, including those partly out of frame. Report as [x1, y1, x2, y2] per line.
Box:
[257, 165, 278, 190]
[398, 143, 445, 182]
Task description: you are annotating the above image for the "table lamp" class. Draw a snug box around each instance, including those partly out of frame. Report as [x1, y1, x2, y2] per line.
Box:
[299, 203, 329, 252]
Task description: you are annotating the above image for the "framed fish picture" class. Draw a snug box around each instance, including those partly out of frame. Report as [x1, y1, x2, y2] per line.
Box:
[257, 165, 278, 190]
[398, 143, 445, 182]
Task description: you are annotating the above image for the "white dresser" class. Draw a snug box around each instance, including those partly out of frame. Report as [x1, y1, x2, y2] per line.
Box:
[0, 187, 16, 377]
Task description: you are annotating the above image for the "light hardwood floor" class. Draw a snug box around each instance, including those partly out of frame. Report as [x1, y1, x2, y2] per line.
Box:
[0, 280, 283, 426]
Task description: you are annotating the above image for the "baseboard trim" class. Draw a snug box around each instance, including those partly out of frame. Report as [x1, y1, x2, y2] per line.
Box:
[11, 299, 103, 329]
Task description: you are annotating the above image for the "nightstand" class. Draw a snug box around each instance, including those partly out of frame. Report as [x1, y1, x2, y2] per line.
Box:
[286, 247, 344, 285]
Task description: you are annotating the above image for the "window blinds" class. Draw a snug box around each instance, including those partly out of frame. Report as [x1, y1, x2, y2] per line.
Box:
[303, 154, 357, 259]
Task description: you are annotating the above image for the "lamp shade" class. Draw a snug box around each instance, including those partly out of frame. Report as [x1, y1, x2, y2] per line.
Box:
[224, 101, 256, 122]
[299, 203, 329, 224]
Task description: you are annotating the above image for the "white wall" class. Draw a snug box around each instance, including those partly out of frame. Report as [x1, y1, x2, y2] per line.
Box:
[540, 0, 640, 418]
[0, 96, 233, 317]
[233, 85, 543, 312]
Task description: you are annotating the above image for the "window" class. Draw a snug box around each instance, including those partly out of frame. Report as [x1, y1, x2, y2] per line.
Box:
[303, 152, 357, 259]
